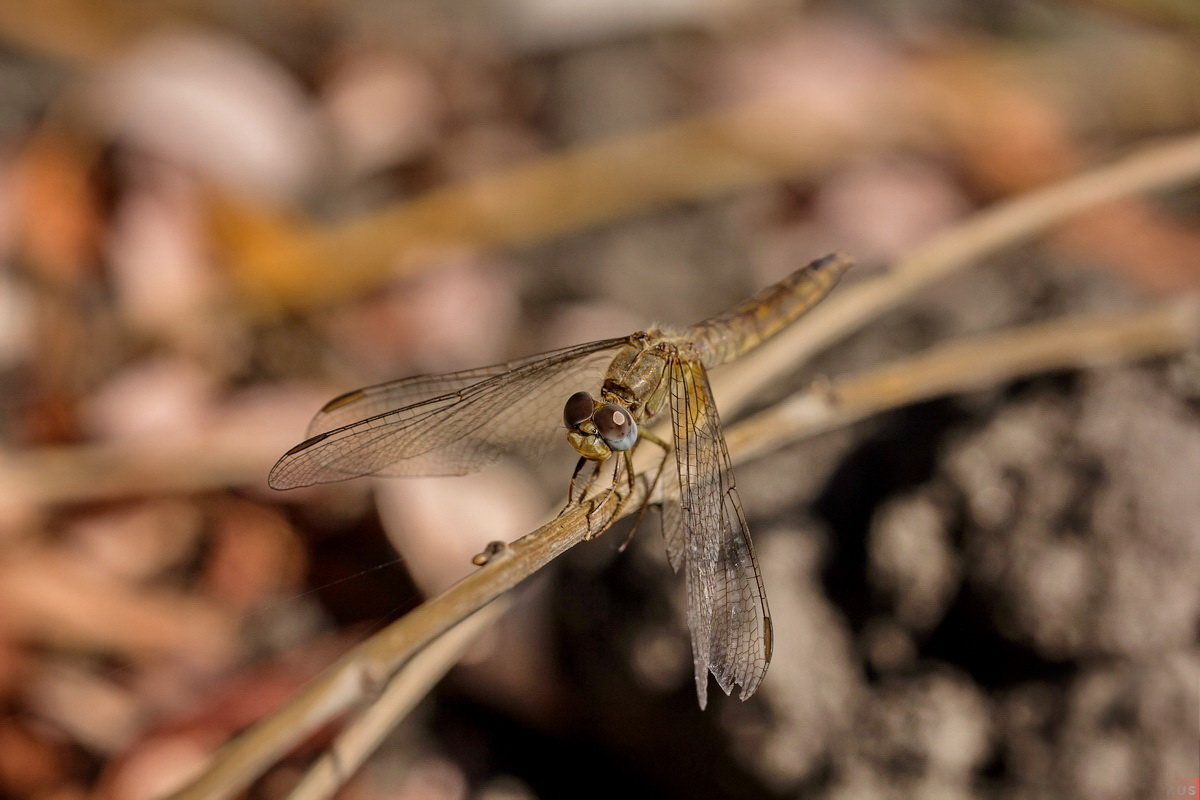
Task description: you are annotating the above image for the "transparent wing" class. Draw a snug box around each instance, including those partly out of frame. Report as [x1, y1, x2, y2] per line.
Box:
[270, 337, 630, 489]
[668, 357, 773, 709]
[658, 461, 686, 574]
[307, 363, 542, 437]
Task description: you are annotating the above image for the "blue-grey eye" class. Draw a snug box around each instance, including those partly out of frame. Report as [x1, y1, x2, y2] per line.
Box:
[594, 403, 637, 451]
[564, 391, 595, 428]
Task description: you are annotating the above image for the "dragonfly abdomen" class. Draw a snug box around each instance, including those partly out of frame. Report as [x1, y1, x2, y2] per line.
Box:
[685, 253, 852, 368]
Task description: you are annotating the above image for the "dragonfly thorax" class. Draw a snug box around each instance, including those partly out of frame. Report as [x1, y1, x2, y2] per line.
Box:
[563, 390, 639, 461]
[600, 337, 674, 422]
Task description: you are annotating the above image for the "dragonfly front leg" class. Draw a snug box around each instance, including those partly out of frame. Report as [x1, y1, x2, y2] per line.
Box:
[617, 429, 671, 552]
[560, 456, 593, 516]
[580, 456, 626, 540]
[561, 455, 615, 528]
[638, 428, 673, 501]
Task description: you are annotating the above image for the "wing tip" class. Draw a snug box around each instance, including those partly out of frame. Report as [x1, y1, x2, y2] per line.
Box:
[266, 462, 304, 491]
[268, 432, 335, 490]
[266, 470, 292, 490]
[695, 667, 710, 710]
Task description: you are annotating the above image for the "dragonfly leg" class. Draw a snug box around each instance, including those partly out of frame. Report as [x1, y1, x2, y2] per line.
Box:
[559, 456, 593, 516]
[617, 430, 672, 553]
[623, 451, 642, 511]
[638, 428, 673, 495]
[582, 456, 628, 540]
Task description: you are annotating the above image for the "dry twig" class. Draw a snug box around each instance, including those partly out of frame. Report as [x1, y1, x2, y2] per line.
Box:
[285, 599, 511, 800]
[283, 296, 1200, 800]
[165, 485, 630, 800]
[725, 298, 1200, 463]
[218, 96, 898, 310]
[164, 296, 1197, 800]
[715, 131, 1200, 413]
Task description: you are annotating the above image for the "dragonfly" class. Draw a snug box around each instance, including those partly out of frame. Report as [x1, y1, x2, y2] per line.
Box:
[270, 252, 852, 708]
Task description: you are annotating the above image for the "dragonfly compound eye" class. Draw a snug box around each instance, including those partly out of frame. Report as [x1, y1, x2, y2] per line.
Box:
[594, 403, 638, 451]
[563, 391, 596, 428]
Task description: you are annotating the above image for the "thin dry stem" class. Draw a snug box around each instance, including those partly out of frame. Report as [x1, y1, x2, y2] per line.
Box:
[285, 599, 510, 800]
[163, 487, 634, 800]
[725, 297, 1200, 463]
[715, 131, 1200, 415]
[222, 96, 886, 310]
[0, 442, 274, 506]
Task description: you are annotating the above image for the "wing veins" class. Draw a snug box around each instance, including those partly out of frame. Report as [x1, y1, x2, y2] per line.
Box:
[668, 356, 771, 709]
[270, 337, 629, 488]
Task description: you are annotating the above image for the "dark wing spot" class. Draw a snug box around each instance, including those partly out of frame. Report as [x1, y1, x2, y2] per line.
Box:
[320, 389, 367, 413]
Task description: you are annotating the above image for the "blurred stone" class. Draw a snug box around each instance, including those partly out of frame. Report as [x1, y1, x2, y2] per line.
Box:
[475, 774, 534, 800]
[25, 664, 140, 753]
[86, 29, 320, 201]
[629, 626, 691, 694]
[322, 51, 440, 177]
[0, 271, 33, 370]
[82, 357, 218, 443]
[65, 500, 202, 583]
[10, 130, 103, 287]
[863, 618, 917, 673]
[105, 158, 217, 343]
[374, 469, 544, 595]
[392, 754, 468, 800]
[100, 732, 220, 800]
[815, 158, 967, 263]
[846, 670, 992, 792]
[0, 720, 73, 797]
[202, 499, 306, 614]
[709, 21, 906, 139]
[948, 368, 1200, 658]
[325, 257, 520, 378]
[747, 529, 862, 789]
[868, 488, 960, 632]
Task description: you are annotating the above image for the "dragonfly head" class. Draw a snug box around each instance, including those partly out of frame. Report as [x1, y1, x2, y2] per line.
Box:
[563, 391, 638, 460]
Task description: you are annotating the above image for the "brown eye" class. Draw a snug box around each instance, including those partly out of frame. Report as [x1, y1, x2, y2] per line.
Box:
[563, 391, 595, 428]
[594, 403, 638, 451]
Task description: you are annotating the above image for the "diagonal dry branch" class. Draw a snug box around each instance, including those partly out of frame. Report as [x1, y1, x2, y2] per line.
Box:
[284, 598, 511, 800]
[163, 292, 1198, 800]
[280, 300, 1200, 800]
[725, 297, 1200, 463]
[165, 482, 635, 800]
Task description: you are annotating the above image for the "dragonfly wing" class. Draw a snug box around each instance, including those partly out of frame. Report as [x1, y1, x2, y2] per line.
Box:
[308, 364, 530, 437]
[270, 337, 629, 489]
[658, 463, 686, 573]
[668, 357, 773, 709]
